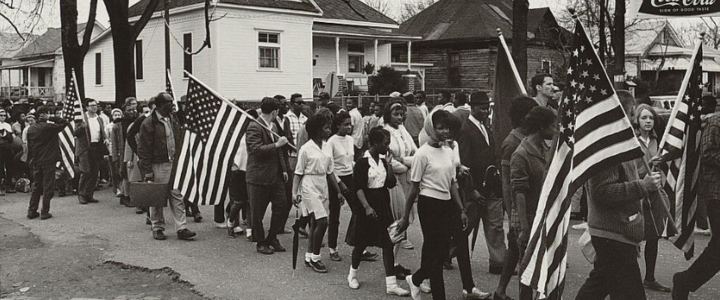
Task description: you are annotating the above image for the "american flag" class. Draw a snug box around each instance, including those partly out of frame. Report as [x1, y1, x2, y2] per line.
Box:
[171, 74, 248, 205]
[658, 42, 704, 260]
[57, 70, 84, 178]
[520, 20, 645, 299]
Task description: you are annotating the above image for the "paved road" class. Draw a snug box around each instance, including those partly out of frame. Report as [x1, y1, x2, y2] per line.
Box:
[1, 188, 719, 300]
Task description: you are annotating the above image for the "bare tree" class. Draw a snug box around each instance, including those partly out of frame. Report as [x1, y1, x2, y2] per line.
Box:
[361, 0, 392, 17]
[398, 0, 436, 23]
[0, 0, 47, 40]
[60, 0, 97, 99]
[104, 0, 161, 105]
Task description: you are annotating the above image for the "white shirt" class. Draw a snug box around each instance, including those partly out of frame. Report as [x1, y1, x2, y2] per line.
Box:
[418, 103, 429, 118]
[87, 115, 102, 143]
[468, 115, 489, 145]
[364, 150, 387, 189]
[327, 134, 355, 177]
[410, 144, 458, 200]
[349, 108, 365, 149]
[232, 134, 248, 171]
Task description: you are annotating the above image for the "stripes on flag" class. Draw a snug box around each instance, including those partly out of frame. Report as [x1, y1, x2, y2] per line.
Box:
[658, 42, 704, 260]
[172, 74, 248, 205]
[57, 70, 84, 178]
[520, 19, 645, 299]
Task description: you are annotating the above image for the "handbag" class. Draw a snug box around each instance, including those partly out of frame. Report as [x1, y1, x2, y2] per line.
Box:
[129, 182, 168, 207]
[387, 220, 405, 244]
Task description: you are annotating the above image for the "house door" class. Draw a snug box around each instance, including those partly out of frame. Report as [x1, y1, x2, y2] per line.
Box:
[37, 68, 45, 87]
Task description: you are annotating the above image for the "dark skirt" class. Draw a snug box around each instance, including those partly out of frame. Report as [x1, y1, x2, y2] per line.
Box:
[345, 187, 394, 248]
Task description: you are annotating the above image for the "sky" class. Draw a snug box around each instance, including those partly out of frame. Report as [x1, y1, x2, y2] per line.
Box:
[0, 0, 560, 34]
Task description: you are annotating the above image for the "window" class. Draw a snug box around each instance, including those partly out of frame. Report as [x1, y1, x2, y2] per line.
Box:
[258, 32, 280, 69]
[541, 59, 551, 73]
[348, 42, 365, 73]
[37, 68, 45, 87]
[448, 51, 461, 87]
[95, 52, 102, 85]
[183, 33, 193, 77]
[135, 40, 144, 80]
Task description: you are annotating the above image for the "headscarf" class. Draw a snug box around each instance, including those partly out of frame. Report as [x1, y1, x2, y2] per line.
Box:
[423, 110, 442, 146]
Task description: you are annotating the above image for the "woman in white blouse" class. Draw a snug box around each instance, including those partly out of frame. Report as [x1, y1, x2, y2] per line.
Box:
[383, 99, 418, 279]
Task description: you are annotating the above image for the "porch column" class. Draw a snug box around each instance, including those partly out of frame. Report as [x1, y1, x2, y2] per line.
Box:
[27, 67, 32, 97]
[335, 37, 341, 75]
[407, 41, 412, 70]
[374, 39, 379, 70]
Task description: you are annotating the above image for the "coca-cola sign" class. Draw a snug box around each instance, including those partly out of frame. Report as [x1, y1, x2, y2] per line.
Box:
[636, 0, 720, 18]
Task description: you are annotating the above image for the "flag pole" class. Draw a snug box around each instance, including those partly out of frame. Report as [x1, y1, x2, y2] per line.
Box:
[71, 69, 91, 148]
[183, 71, 296, 150]
[497, 28, 527, 95]
[657, 33, 704, 153]
[167, 69, 179, 108]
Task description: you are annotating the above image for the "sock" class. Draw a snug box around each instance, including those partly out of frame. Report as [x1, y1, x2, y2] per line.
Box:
[305, 252, 312, 262]
[330, 248, 337, 254]
[311, 254, 321, 262]
[349, 267, 358, 278]
[386, 276, 397, 288]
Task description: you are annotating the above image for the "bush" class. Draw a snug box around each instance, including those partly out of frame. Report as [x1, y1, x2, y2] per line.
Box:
[368, 66, 405, 95]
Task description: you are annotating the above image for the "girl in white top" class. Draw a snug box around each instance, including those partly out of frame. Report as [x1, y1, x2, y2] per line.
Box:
[398, 110, 468, 300]
[383, 99, 418, 277]
[293, 114, 346, 273]
[326, 111, 354, 261]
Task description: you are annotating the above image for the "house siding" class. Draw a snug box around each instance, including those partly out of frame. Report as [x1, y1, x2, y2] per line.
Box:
[313, 36, 392, 91]
[85, 10, 218, 102]
[215, 7, 314, 101]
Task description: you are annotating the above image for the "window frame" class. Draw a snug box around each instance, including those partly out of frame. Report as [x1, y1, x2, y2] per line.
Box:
[541, 59, 552, 73]
[257, 31, 281, 70]
[183, 32, 193, 78]
[347, 42, 365, 74]
[135, 39, 144, 81]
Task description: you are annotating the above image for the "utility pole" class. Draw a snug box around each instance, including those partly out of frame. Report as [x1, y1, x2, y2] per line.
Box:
[613, 0, 625, 90]
[164, 0, 171, 86]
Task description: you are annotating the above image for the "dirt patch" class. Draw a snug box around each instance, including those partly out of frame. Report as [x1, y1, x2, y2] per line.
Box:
[0, 217, 208, 300]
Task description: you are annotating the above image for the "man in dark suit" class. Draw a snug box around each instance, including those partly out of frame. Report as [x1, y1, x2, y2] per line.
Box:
[75, 98, 108, 205]
[246, 97, 290, 254]
[457, 91, 506, 274]
[273, 95, 297, 233]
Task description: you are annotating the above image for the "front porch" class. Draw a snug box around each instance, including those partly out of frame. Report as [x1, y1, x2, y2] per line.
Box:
[0, 59, 55, 100]
[312, 23, 422, 95]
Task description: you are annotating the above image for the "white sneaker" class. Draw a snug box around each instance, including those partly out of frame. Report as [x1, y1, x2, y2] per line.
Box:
[571, 222, 588, 230]
[406, 275, 422, 300]
[233, 226, 245, 234]
[463, 287, 492, 299]
[386, 285, 410, 296]
[420, 281, 431, 293]
[215, 221, 229, 228]
[348, 275, 360, 289]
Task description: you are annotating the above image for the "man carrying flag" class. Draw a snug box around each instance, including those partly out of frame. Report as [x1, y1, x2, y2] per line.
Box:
[520, 15, 648, 299]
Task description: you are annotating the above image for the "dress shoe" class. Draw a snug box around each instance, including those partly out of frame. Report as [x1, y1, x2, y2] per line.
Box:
[153, 230, 167, 240]
[443, 260, 454, 270]
[297, 227, 309, 238]
[135, 207, 145, 214]
[40, 212, 52, 220]
[87, 198, 99, 203]
[394, 264, 412, 280]
[177, 228, 196, 240]
[644, 279, 671, 292]
[361, 251, 379, 261]
[78, 196, 88, 205]
[268, 239, 286, 252]
[27, 211, 40, 219]
[227, 226, 236, 239]
[257, 244, 274, 255]
[329, 251, 342, 261]
[123, 196, 134, 207]
[193, 212, 203, 223]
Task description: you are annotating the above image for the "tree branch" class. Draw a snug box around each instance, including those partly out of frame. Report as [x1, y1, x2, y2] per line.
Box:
[0, 12, 25, 40]
[131, 0, 160, 41]
[79, 0, 98, 54]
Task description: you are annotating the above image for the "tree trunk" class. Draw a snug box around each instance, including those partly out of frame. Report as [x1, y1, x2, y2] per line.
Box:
[599, 0, 606, 64]
[60, 0, 96, 100]
[109, 24, 137, 106]
[613, 0, 625, 90]
[512, 0, 529, 84]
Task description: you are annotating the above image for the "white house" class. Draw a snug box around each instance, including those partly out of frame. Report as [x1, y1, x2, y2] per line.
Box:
[82, 0, 420, 103]
[0, 22, 105, 102]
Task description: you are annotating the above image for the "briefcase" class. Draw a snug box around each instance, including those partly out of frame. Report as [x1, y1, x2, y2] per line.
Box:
[129, 182, 168, 207]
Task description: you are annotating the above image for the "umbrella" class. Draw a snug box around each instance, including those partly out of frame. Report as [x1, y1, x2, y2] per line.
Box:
[292, 208, 301, 270]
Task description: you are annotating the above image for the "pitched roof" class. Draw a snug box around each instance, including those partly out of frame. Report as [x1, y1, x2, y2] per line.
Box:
[312, 0, 396, 25]
[398, 0, 556, 42]
[313, 23, 418, 39]
[128, 0, 321, 18]
[14, 28, 62, 59]
[0, 32, 35, 59]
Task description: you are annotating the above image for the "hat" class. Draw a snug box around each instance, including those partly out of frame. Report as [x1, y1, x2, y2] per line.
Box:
[25, 113, 36, 120]
[111, 108, 123, 116]
[389, 91, 402, 98]
[469, 91, 490, 105]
